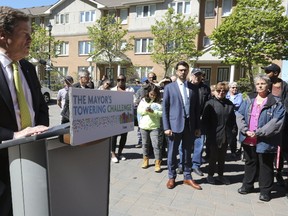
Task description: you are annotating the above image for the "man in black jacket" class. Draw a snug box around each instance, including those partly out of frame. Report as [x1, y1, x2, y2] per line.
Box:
[177, 68, 211, 176]
[262, 63, 288, 191]
[0, 7, 49, 215]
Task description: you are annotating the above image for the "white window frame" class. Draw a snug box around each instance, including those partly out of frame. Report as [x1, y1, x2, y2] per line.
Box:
[120, 9, 128, 24]
[170, 1, 191, 14]
[217, 67, 230, 82]
[56, 42, 69, 56]
[55, 13, 69, 24]
[135, 66, 153, 78]
[79, 41, 93, 55]
[136, 5, 156, 18]
[78, 66, 94, 73]
[80, 11, 96, 23]
[222, 0, 233, 17]
[54, 67, 68, 77]
[205, 0, 215, 17]
[135, 38, 153, 54]
[200, 68, 211, 85]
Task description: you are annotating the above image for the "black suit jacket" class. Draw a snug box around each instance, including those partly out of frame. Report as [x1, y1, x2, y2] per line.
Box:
[0, 59, 49, 141]
[0, 59, 49, 214]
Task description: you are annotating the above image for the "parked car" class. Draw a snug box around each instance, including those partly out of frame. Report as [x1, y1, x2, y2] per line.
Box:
[41, 87, 51, 103]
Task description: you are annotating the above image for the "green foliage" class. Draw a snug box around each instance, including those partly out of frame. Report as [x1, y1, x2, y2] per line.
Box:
[87, 14, 134, 70]
[151, 8, 200, 77]
[210, 0, 288, 85]
[237, 77, 253, 97]
[30, 23, 62, 61]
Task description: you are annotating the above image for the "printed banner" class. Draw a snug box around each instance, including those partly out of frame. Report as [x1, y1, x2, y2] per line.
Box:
[69, 88, 134, 146]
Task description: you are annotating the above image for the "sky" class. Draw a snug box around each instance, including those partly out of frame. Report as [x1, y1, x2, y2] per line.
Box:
[1, 0, 58, 9]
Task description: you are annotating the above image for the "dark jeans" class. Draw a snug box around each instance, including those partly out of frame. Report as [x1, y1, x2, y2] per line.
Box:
[111, 133, 128, 155]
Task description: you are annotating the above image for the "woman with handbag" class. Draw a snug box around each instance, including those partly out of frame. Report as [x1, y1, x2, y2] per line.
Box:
[236, 74, 285, 202]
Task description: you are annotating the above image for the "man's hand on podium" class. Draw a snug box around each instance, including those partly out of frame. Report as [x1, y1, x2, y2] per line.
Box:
[14, 125, 49, 139]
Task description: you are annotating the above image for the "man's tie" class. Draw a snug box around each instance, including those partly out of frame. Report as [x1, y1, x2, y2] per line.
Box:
[12, 61, 32, 129]
[182, 83, 190, 118]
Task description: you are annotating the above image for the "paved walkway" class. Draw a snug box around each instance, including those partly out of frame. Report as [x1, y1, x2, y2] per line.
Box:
[109, 128, 288, 216]
[47, 102, 288, 216]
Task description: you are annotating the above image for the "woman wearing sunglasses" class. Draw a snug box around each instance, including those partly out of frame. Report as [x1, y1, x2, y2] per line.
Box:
[202, 82, 237, 185]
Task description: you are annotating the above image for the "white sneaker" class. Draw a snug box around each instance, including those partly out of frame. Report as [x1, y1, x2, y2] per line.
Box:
[111, 157, 119, 163]
[216, 176, 230, 185]
[119, 155, 126, 161]
[206, 175, 215, 184]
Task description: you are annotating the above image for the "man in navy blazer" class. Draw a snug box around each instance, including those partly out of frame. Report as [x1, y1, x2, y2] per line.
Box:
[0, 7, 49, 215]
[162, 61, 202, 190]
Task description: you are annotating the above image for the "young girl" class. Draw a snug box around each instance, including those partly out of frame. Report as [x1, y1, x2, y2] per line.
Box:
[137, 85, 163, 172]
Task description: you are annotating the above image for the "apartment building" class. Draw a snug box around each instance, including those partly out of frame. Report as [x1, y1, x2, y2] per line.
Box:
[21, 0, 201, 84]
[21, 0, 288, 86]
[195, 0, 239, 85]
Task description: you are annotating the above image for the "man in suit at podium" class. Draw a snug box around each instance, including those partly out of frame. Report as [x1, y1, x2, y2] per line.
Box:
[162, 61, 202, 190]
[0, 7, 49, 215]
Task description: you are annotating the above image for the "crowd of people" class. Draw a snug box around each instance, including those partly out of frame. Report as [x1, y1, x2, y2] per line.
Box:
[55, 60, 288, 202]
[0, 7, 287, 216]
[56, 61, 287, 203]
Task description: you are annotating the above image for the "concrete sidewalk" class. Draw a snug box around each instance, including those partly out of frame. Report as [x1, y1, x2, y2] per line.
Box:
[109, 128, 288, 216]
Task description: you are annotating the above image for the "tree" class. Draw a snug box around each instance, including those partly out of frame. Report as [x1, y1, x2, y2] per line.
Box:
[30, 23, 61, 62]
[151, 8, 200, 77]
[210, 0, 288, 85]
[87, 14, 133, 78]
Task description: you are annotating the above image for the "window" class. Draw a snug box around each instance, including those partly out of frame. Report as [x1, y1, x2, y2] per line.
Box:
[135, 38, 153, 54]
[170, 1, 191, 14]
[56, 42, 69, 56]
[200, 68, 211, 85]
[105, 68, 114, 78]
[121, 68, 127, 75]
[203, 36, 211, 47]
[205, 0, 215, 17]
[222, 0, 232, 16]
[135, 67, 153, 79]
[136, 5, 156, 17]
[80, 11, 96, 23]
[79, 41, 94, 55]
[217, 68, 230, 82]
[55, 13, 69, 24]
[54, 67, 68, 77]
[166, 41, 180, 52]
[120, 9, 128, 24]
[78, 66, 94, 73]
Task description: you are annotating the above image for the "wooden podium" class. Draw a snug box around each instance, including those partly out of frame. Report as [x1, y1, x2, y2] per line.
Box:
[2, 125, 111, 216]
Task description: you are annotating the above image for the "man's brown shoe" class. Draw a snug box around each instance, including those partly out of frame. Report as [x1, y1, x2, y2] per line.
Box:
[183, 179, 202, 190]
[166, 179, 175, 189]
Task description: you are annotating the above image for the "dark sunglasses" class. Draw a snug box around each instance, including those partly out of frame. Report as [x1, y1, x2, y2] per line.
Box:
[117, 78, 125, 82]
[216, 90, 226, 93]
[231, 87, 237, 89]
